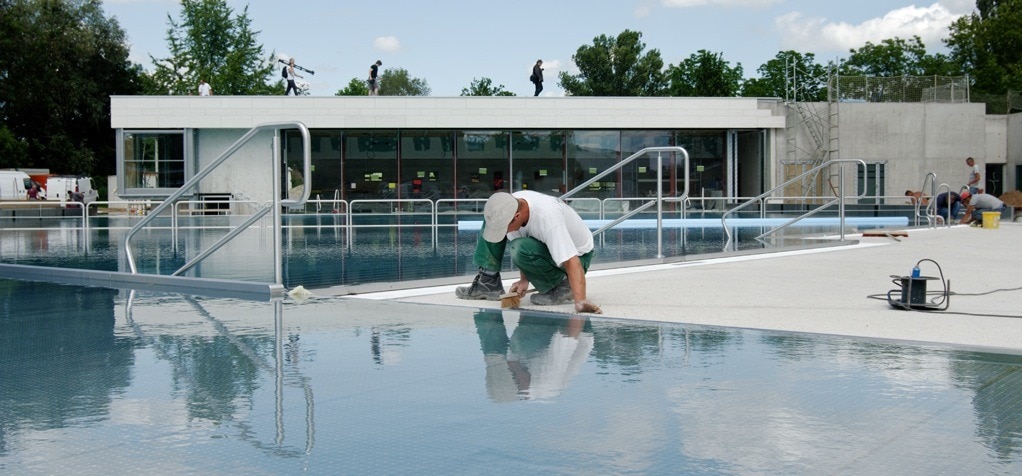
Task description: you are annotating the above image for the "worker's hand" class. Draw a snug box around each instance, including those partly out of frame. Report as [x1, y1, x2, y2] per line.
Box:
[509, 279, 530, 297]
[574, 299, 602, 314]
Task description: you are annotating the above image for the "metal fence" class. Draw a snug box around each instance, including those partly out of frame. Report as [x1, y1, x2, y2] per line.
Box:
[831, 75, 970, 103]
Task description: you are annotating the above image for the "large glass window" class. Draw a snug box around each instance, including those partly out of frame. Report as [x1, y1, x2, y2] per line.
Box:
[512, 131, 564, 196]
[566, 131, 620, 199]
[456, 131, 508, 199]
[120, 130, 188, 195]
[284, 129, 342, 204]
[343, 131, 398, 206]
[622, 131, 674, 198]
[399, 131, 455, 201]
[677, 130, 726, 197]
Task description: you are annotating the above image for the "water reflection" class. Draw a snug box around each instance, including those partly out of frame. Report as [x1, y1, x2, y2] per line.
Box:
[474, 310, 593, 401]
[1, 283, 1022, 473]
[0, 281, 129, 454]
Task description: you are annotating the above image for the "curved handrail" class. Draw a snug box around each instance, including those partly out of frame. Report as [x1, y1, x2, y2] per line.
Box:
[721, 159, 868, 251]
[924, 183, 953, 227]
[561, 146, 690, 258]
[124, 121, 311, 281]
[914, 172, 937, 227]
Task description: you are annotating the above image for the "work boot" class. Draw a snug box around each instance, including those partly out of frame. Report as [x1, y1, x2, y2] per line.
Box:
[455, 269, 504, 301]
[530, 279, 572, 305]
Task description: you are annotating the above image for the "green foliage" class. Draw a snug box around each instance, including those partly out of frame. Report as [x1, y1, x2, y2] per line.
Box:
[946, 0, 1022, 109]
[840, 36, 932, 76]
[667, 50, 743, 97]
[147, 0, 275, 95]
[742, 51, 828, 100]
[336, 77, 370, 96]
[461, 77, 516, 96]
[0, 0, 142, 176]
[559, 30, 667, 96]
[0, 125, 30, 169]
[377, 68, 431, 96]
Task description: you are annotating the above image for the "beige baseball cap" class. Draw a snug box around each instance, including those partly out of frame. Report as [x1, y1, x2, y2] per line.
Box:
[482, 192, 518, 243]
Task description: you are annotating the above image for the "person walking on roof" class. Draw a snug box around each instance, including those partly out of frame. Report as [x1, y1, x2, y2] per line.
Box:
[531, 59, 544, 96]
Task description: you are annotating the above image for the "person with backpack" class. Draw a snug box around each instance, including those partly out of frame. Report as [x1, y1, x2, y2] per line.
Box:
[284, 58, 303, 96]
[531, 59, 544, 96]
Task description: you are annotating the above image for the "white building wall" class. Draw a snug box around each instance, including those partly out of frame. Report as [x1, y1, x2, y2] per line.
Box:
[110, 96, 786, 130]
[195, 129, 276, 203]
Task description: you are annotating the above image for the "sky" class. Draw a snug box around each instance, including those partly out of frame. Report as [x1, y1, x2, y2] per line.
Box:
[103, 0, 978, 97]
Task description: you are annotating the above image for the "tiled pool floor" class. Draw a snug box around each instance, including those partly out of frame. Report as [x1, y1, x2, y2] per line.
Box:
[2, 280, 1021, 474]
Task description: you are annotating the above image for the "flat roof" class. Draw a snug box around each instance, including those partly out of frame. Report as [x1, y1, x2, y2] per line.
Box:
[110, 95, 787, 130]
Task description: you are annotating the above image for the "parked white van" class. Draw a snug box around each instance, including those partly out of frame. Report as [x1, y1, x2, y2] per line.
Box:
[46, 176, 98, 206]
[0, 170, 32, 200]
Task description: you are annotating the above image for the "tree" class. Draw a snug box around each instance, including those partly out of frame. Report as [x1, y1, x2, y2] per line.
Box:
[0, 0, 143, 176]
[742, 51, 828, 100]
[336, 77, 370, 96]
[840, 36, 932, 76]
[377, 68, 431, 96]
[667, 50, 743, 97]
[461, 77, 516, 96]
[946, 0, 1022, 105]
[147, 0, 276, 95]
[559, 30, 667, 96]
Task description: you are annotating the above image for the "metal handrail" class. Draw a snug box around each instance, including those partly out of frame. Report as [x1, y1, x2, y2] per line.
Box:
[345, 199, 436, 251]
[124, 121, 311, 286]
[561, 146, 690, 258]
[924, 183, 953, 227]
[721, 159, 867, 251]
[914, 172, 937, 227]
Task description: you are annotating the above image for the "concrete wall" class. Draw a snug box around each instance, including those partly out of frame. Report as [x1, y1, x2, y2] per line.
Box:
[837, 102, 987, 196]
[1007, 112, 1022, 191]
[773, 102, 988, 198]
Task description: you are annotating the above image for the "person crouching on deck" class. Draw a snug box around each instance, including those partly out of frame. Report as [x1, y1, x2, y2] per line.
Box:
[455, 191, 602, 314]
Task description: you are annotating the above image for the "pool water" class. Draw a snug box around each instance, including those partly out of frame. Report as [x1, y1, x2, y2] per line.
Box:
[0, 214, 784, 289]
[1, 280, 1021, 474]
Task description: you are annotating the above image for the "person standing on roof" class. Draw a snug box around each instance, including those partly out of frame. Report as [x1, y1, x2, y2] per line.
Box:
[368, 60, 382, 96]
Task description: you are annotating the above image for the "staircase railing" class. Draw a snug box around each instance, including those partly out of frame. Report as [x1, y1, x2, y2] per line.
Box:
[721, 159, 867, 251]
[124, 121, 312, 286]
[561, 146, 690, 258]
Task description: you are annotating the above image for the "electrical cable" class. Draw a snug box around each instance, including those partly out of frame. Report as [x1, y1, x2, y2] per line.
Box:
[867, 257, 1022, 319]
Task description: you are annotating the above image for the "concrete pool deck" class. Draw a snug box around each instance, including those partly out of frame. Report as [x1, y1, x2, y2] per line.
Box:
[350, 223, 1022, 352]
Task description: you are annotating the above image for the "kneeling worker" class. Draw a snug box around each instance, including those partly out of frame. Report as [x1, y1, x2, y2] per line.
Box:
[456, 191, 602, 314]
[959, 191, 1006, 226]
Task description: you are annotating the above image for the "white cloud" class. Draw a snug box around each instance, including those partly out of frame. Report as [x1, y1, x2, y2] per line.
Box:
[661, 0, 781, 7]
[776, 3, 965, 53]
[373, 36, 401, 53]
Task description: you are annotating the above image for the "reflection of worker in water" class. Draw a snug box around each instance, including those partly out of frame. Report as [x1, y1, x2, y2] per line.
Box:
[474, 310, 593, 401]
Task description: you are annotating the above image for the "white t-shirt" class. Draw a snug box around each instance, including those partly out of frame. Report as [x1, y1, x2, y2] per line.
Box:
[198, 82, 211, 96]
[968, 163, 981, 186]
[506, 190, 594, 266]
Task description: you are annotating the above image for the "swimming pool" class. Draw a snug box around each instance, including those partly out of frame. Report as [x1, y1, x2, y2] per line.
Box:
[0, 212, 885, 291]
[1, 280, 1020, 474]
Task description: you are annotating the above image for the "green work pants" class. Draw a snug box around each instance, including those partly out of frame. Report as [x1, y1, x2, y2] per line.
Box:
[472, 227, 593, 293]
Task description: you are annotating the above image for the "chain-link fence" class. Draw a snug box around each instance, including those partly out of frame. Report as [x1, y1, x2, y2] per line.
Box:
[829, 76, 970, 104]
